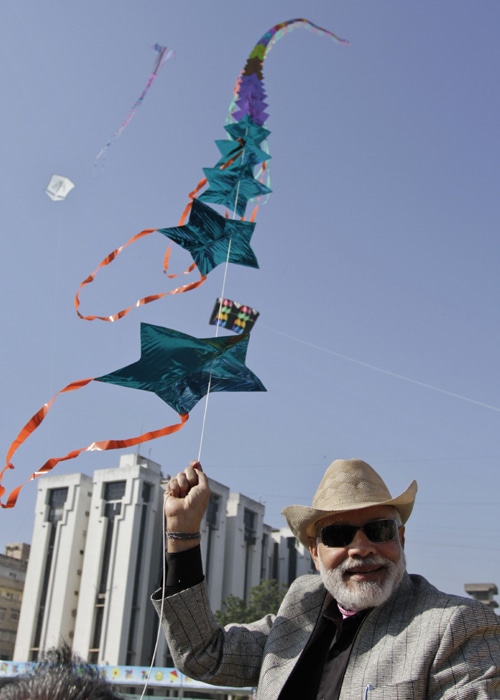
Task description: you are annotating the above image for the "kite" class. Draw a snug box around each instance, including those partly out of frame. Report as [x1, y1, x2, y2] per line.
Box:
[95, 44, 174, 165]
[214, 115, 271, 172]
[45, 175, 75, 202]
[2, 19, 348, 507]
[75, 19, 347, 323]
[157, 199, 259, 276]
[198, 163, 271, 217]
[209, 298, 260, 334]
[0, 324, 264, 508]
[97, 322, 266, 414]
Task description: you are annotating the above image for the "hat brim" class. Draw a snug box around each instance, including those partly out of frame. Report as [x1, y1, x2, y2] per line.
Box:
[282, 480, 417, 548]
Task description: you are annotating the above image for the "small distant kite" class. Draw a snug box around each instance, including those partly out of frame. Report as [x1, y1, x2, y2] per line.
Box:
[209, 298, 259, 334]
[45, 175, 75, 202]
[95, 43, 174, 165]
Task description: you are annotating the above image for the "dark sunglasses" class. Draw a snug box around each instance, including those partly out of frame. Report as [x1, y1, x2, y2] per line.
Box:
[319, 518, 399, 548]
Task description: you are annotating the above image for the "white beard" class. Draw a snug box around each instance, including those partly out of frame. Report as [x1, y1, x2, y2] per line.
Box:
[319, 550, 406, 612]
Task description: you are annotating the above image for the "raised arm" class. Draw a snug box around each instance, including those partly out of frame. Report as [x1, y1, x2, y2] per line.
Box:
[154, 461, 272, 688]
[164, 460, 211, 553]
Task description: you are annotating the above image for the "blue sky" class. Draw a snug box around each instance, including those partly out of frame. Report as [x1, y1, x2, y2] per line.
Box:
[1, 1, 499, 598]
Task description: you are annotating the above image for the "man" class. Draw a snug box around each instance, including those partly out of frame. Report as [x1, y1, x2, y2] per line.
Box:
[152, 458, 500, 699]
[0, 644, 123, 700]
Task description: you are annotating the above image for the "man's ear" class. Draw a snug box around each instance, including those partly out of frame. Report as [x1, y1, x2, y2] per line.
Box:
[308, 537, 321, 572]
[398, 525, 405, 549]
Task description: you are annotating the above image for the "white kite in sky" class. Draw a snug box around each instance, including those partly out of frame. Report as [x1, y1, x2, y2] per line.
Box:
[45, 174, 75, 202]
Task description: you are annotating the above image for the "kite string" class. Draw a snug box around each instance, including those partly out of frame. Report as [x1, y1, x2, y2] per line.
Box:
[197, 238, 233, 461]
[264, 325, 500, 413]
[197, 130, 249, 461]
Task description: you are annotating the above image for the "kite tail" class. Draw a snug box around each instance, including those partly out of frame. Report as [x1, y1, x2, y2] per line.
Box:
[95, 45, 174, 165]
[74, 226, 207, 322]
[0, 379, 188, 508]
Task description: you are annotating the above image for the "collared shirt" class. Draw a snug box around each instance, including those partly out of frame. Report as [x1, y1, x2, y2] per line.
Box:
[278, 597, 368, 700]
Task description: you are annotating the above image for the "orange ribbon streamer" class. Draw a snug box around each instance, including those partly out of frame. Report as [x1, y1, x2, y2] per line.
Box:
[74, 226, 206, 322]
[0, 379, 189, 508]
[74, 144, 249, 323]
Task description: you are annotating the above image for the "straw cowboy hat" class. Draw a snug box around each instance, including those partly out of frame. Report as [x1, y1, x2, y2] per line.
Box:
[282, 459, 418, 547]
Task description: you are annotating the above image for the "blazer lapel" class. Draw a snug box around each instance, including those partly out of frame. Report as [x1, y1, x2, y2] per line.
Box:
[258, 577, 326, 699]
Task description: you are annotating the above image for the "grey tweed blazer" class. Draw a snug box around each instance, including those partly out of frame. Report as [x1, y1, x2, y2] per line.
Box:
[152, 572, 500, 699]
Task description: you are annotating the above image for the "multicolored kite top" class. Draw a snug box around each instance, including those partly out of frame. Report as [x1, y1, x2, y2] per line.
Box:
[229, 18, 348, 126]
[75, 18, 348, 323]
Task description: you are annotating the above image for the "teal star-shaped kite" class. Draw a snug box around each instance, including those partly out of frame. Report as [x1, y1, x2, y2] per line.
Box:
[226, 115, 270, 145]
[96, 322, 266, 414]
[198, 163, 271, 217]
[214, 138, 269, 170]
[214, 123, 271, 170]
[214, 116, 271, 170]
[157, 199, 259, 276]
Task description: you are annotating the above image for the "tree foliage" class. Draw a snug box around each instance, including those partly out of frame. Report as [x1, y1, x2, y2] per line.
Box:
[214, 579, 288, 626]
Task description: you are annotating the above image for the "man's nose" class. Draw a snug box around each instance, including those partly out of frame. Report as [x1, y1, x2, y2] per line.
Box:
[347, 528, 377, 555]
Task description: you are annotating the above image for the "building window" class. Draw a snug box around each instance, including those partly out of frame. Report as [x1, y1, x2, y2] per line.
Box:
[89, 480, 126, 664]
[271, 541, 279, 580]
[206, 493, 220, 530]
[0, 608, 6, 621]
[204, 493, 220, 585]
[243, 509, 257, 600]
[244, 509, 256, 545]
[30, 487, 69, 661]
[260, 533, 268, 581]
[47, 487, 69, 523]
[126, 482, 153, 665]
[103, 480, 126, 503]
[102, 480, 126, 521]
[0, 630, 16, 643]
[141, 482, 152, 503]
[10, 609, 19, 621]
[287, 537, 298, 585]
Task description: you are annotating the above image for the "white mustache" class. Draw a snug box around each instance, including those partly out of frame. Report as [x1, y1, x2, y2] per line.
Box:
[339, 556, 391, 574]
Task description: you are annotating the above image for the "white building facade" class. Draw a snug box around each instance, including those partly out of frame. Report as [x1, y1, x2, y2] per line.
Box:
[223, 492, 266, 602]
[270, 527, 316, 586]
[72, 453, 164, 666]
[14, 472, 93, 661]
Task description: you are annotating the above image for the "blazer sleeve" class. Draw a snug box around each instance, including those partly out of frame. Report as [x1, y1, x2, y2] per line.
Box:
[429, 600, 500, 699]
[152, 581, 274, 687]
[339, 574, 500, 700]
